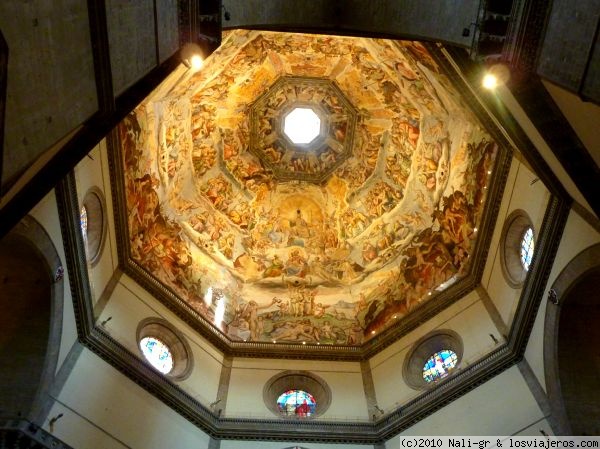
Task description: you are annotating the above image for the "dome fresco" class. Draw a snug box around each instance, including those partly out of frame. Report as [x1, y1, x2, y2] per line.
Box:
[120, 30, 498, 348]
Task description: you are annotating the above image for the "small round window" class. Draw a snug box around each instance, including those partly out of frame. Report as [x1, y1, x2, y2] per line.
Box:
[276, 389, 317, 417]
[80, 188, 107, 266]
[403, 330, 463, 390]
[136, 318, 193, 380]
[80, 205, 88, 238]
[422, 349, 458, 383]
[501, 210, 535, 288]
[263, 371, 331, 418]
[139, 336, 174, 374]
[520, 227, 534, 271]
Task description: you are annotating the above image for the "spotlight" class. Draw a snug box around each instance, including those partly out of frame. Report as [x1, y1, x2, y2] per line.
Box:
[482, 73, 498, 90]
[190, 54, 203, 71]
[181, 43, 203, 70]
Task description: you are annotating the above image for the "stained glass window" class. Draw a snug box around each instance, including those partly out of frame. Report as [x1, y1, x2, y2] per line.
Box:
[422, 349, 458, 383]
[276, 389, 317, 417]
[80, 205, 88, 239]
[520, 227, 534, 271]
[139, 336, 174, 374]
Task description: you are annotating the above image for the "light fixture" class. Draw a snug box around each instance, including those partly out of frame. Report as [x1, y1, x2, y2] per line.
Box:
[181, 43, 203, 71]
[190, 54, 203, 71]
[482, 63, 510, 90]
[482, 73, 498, 90]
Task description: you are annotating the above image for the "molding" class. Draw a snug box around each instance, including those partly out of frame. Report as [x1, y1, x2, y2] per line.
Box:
[503, 0, 553, 81]
[58, 43, 572, 443]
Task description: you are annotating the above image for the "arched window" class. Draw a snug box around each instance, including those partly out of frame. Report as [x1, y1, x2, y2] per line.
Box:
[80, 188, 107, 266]
[500, 210, 535, 288]
[136, 318, 193, 380]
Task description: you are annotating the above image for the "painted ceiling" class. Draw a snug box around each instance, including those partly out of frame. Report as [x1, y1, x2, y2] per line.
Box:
[119, 30, 498, 348]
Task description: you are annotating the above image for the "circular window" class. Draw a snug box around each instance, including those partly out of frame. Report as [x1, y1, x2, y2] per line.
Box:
[403, 330, 463, 390]
[263, 371, 331, 418]
[139, 336, 174, 374]
[283, 107, 321, 144]
[137, 318, 193, 380]
[422, 349, 459, 383]
[276, 389, 317, 417]
[501, 210, 535, 288]
[520, 227, 534, 271]
[80, 187, 107, 266]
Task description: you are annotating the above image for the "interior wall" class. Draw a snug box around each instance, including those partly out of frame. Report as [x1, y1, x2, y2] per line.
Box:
[75, 140, 118, 307]
[524, 210, 600, 392]
[98, 274, 224, 406]
[29, 191, 77, 373]
[384, 366, 547, 439]
[370, 290, 499, 413]
[542, 80, 600, 168]
[481, 156, 550, 327]
[227, 357, 367, 420]
[496, 86, 593, 214]
[45, 348, 212, 449]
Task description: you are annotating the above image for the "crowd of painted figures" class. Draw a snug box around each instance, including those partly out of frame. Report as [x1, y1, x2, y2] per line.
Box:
[121, 30, 497, 346]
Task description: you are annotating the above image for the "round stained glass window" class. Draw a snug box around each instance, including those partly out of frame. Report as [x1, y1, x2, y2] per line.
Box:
[80, 205, 88, 239]
[276, 389, 317, 417]
[139, 336, 174, 374]
[422, 349, 458, 383]
[520, 227, 534, 271]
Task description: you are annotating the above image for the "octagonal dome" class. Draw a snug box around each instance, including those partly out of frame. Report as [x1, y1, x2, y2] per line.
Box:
[118, 30, 500, 353]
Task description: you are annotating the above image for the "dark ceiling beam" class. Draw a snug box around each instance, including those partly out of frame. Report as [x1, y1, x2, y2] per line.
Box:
[0, 53, 180, 238]
[0, 30, 7, 192]
[511, 79, 600, 217]
[87, 0, 115, 113]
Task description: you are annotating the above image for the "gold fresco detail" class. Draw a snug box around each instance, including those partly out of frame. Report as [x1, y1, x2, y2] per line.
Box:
[120, 30, 498, 347]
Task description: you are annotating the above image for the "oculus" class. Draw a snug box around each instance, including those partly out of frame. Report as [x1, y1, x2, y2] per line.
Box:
[283, 107, 322, 145]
